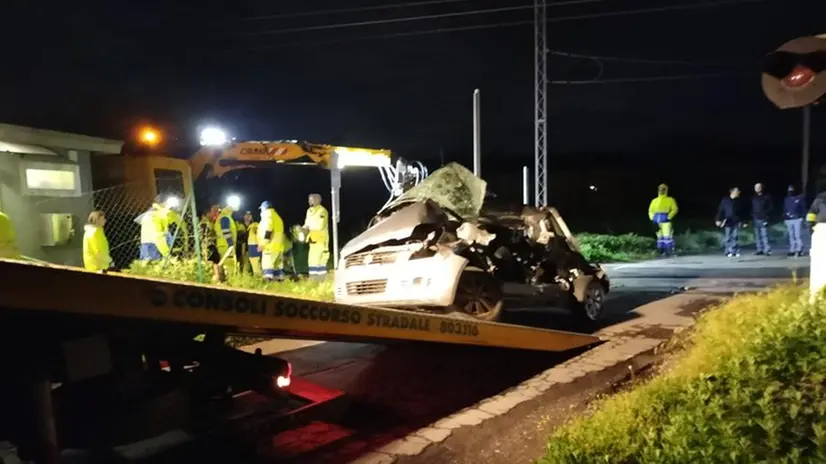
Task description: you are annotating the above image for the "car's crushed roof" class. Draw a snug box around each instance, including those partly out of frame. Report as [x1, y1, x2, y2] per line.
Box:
[381, 162, 487, 219]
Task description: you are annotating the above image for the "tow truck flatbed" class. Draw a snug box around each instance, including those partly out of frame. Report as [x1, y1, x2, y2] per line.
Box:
[0, 259, 600, 462]
[0, 259, 601, 352]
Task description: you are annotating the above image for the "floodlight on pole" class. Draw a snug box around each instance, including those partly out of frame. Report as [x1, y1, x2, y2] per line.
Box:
[200, 127, 228, 146]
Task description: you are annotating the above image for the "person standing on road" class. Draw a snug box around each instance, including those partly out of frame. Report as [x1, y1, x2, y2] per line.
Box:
[806, 188, 826, 301]
[783, 185, 807, 257]
[716, 187, 747, 257]
[647, 183, 679, 257]
[751, 182, 774, 256]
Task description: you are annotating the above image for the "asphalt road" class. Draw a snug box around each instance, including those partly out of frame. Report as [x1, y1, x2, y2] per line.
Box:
[250, 251, 812, 462]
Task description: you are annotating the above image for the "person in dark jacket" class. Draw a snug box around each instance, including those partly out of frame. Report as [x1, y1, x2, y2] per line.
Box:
[751, 182, 773, 255]
[783, 184, 807, 257]
[716, 186, 746, 257]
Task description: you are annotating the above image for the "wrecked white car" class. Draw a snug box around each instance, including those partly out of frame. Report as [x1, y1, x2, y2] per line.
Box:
[333, 163, 610, 323]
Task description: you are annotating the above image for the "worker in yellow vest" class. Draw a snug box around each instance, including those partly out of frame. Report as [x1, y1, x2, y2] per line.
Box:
[258, 201, 285, 281]
[214, 203, 238, 272]
[0, 209, 21, 259]
[136, 197, 172, 261]
[242, 211, 262, 275]
[648, 184, 679, 256]
[303, 193, 330, 277]
[83, 210, 113, 272]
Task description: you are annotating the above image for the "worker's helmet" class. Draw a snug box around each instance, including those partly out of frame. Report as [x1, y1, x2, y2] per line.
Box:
[259, 201, 271, 210]
[762, 35, 826, 109]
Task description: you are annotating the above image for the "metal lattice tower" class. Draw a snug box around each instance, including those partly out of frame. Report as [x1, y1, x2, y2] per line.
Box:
[533, 0, 548, 207]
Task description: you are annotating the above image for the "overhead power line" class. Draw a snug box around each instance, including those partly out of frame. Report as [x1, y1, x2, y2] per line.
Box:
[244, 0, 477, 21]
[548, 50, 760, 66]
[246, 0, 599, 37]
[248, 0, 773, 50]
[551, 71, 751, 84]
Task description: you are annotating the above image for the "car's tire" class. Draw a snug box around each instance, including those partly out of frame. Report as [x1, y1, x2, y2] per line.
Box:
[448, 271, 504, 322]
[573, 279, 606, 323]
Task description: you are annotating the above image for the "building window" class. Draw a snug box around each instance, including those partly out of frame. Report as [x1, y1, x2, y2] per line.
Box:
[26, 169, 76, 191]
[20, 161, 81, 197]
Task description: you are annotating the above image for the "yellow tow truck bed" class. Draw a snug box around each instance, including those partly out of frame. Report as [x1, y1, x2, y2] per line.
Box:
[0, 259, 600, 352]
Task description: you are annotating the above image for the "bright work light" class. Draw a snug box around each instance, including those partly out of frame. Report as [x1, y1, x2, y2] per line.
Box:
[200, 127, 228, 146]
[226, 194, 242, 210]
[165, 195, 181, 209]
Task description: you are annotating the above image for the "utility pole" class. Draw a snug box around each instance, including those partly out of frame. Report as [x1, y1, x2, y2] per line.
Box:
[473, 89, 482, 176]
[534, 0, 548, 207]
[522, 166, 530, 205]
[803, 105, 812, 194]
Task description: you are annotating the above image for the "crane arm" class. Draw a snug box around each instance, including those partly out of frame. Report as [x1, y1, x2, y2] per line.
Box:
[189, 141, 392, 180]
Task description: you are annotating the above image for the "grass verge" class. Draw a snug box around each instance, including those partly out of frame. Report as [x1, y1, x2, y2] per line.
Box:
[541, 285, 826, 463]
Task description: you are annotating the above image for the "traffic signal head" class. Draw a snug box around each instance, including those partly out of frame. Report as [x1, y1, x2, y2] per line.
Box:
[762, 35, 826, 109]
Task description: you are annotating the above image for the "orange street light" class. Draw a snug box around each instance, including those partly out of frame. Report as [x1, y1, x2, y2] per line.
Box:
[140, 127, 160, 145]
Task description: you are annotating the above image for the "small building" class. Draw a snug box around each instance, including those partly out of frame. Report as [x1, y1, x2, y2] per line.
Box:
[0, 123, 122, 266]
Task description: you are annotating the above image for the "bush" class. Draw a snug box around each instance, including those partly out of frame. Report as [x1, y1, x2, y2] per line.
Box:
[576, 233, 657, 263]
[541, 285, 826, 463]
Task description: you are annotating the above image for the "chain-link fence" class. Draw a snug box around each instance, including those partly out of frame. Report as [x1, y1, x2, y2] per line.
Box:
[37, 175, 204, 274]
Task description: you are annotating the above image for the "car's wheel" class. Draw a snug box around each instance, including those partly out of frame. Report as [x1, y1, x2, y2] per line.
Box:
[574, 279, 605, 322]
[449, 271, 504, 322]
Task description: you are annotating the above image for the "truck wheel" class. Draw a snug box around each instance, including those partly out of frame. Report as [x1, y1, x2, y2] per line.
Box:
[575, 280, 605, 322]
[449, 272, 504, 322]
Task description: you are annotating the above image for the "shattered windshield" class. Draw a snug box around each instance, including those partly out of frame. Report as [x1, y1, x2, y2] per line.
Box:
[381, 162, 487, 219]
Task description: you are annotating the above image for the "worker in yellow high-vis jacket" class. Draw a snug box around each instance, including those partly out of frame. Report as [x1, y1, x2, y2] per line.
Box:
[0, 209, 21, 259]
[648, 183, 679, 256]
[258, 201, 285, 281]
[83, 210, 112, 272]
[303, 193, 330, 276]
[137, 197, 172, 261]
[214, 204, 238, 273]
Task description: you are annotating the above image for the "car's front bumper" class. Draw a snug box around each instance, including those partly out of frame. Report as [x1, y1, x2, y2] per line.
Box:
[334, 250, 467, 307]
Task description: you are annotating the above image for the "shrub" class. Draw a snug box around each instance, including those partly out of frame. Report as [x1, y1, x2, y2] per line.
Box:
[541, 285, 826, 463]
[576, 233, 657, 263]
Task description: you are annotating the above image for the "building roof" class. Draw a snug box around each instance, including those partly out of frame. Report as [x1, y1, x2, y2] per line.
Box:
[0, 123, 123, 155]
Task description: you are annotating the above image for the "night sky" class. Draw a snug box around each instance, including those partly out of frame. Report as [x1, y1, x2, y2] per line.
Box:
[3, 0, 824, 233]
